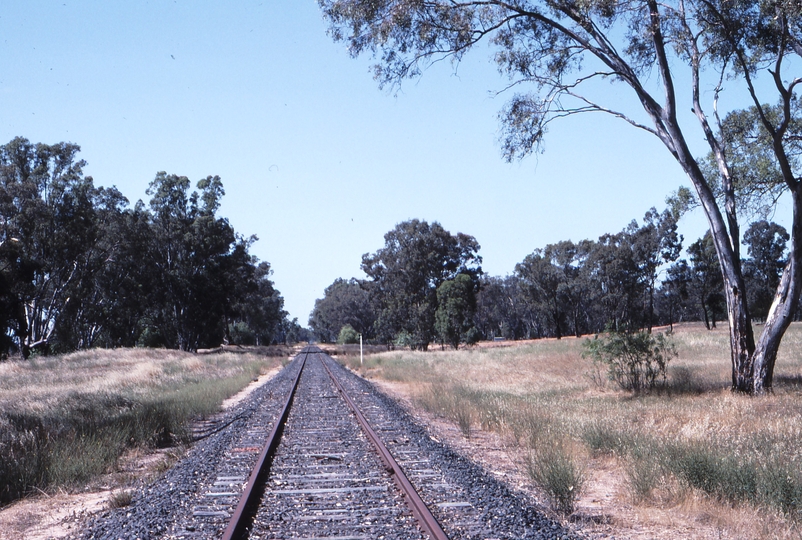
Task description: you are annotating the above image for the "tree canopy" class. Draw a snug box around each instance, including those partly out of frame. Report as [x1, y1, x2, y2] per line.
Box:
[0, 137, 293, 357]
[361, 219, 482, 350]
[311, 213, 795, 355]
[309, 277, 376, 343]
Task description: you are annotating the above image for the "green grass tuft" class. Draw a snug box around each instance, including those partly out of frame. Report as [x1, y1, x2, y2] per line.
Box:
[526, 443, 585, 515]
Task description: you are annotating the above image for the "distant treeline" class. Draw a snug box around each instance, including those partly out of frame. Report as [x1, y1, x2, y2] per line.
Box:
[0, 137, 303, 359]
[310, 213, 794, 348]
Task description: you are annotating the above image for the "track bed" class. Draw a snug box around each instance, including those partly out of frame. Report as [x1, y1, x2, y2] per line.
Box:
[79, 348, 582, 540]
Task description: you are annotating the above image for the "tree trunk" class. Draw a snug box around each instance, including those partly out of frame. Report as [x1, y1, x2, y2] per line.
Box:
[553, 309, 563, 339]
[574, 308, 581, 338]
[701, 296, 711, 330]
[752, 186, 802, 393]
[721, 270, 756, 392]
[669, 133, 758, 392]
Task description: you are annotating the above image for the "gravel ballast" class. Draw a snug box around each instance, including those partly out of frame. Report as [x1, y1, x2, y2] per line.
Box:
[76, 351, 585, 539]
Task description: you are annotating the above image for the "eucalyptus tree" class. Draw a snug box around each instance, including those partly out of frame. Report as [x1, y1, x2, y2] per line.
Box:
[586, 228, 643, 331]
[474, 275, 531, 339]
[53, 187, 146, 350]
[516, 248, 571, 339]
[145, 173, 248, 351]
[688, 232, 726, 330]
[309, 277, 375, 342]
[320, 0, 802, 393]
[362, 219, 482, 349]
[228, 260, 286, 346]
[435, 273, 479, 348]
[543, 239, 596, 337]
[631, 208, 683, 331]
[660, 260, 694, 330]
[0, 138, 101, 357]
[742, 220, 789, 320]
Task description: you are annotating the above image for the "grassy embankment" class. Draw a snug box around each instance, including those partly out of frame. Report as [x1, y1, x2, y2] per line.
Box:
[339, 323, 802, 538]
[0, 346, 290, 505]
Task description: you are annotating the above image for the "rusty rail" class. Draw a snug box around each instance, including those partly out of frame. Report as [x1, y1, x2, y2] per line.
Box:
[319, 354, 450, 540]
[220, 348, 309, 540]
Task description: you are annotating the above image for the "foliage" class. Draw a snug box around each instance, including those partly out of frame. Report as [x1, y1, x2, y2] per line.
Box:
[0, 137, 294, 357]
[687, 232, 726, 330]
[323, 211, 791, 348]
[357, 327, 802, 532]
[474, 275, 533, 340]
[279, 317, 313, 344]
[434, 273, 479, 349]
[0, 138, 102, 357]
[525, 445, 585, 515]
[583, 330, 677, 392]
[362, 219, 481, 350]
[108, 490, 134, 509]
[0, 348, 277, 504]
[743, 220, 790, 320]
[309, 278, 375, 342]
[484, 208, 682, 340]
[337, 324, 360, 345]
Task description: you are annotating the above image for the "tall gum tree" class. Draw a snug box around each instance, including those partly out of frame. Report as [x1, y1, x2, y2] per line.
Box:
[319, 0, 802, 394]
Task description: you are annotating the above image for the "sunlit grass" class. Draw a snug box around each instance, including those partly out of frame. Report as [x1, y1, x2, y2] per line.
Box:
[345, 322, 802, 536]
[0, 347, 286, 504]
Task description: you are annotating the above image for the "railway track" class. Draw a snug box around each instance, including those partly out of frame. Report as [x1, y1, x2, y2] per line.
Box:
[222, 346, 447, 539]
[80, 347, 581, 540]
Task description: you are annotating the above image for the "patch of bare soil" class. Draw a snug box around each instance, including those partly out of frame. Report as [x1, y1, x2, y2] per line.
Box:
[0, 490, 109, 540]
[221, 364, 283, 410]
[0, 363, 287, 540]
[0, 447, 180, 540]
[370, 378, 742, 540]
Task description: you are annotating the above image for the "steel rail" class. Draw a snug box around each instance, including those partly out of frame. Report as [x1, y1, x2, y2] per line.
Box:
[319, 353, 450, 540]
[221, 348, 309, 540]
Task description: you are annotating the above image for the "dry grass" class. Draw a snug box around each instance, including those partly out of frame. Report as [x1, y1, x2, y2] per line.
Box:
[0, 346, 285, 504]
[345, 322, 802, 538]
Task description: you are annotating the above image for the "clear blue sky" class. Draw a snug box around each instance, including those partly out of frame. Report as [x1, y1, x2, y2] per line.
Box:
[2, 1, 779, 323]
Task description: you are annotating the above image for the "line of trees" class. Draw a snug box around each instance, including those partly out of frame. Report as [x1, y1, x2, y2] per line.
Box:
[310, 213, 795, 349]
[0, 137, 297, 358]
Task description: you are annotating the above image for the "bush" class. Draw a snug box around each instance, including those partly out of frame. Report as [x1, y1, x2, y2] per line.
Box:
[337, 324, 360, 345]
[583, 330, 676, 392]
[229, 321, 255, 345]
[581, 421, 632, 456]
[662, 442, 802, 515]
[526, 443, 585, 515]
[393, 330, 415, 348]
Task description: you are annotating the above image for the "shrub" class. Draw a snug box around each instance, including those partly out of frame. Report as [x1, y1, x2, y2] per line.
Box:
[393, 330, 414, 349]
[582, 330, 676, 392]
[337, 324, 360, 345]
[581, 421, 632, 456]
[526, 443, 584, 515]
[229, 321, 255, 345]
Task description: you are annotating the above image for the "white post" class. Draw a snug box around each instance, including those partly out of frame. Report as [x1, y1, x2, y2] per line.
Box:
[360, 333, 363, 366]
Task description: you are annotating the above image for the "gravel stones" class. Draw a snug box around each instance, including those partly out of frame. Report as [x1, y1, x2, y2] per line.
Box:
[76, 351, 584, 539]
